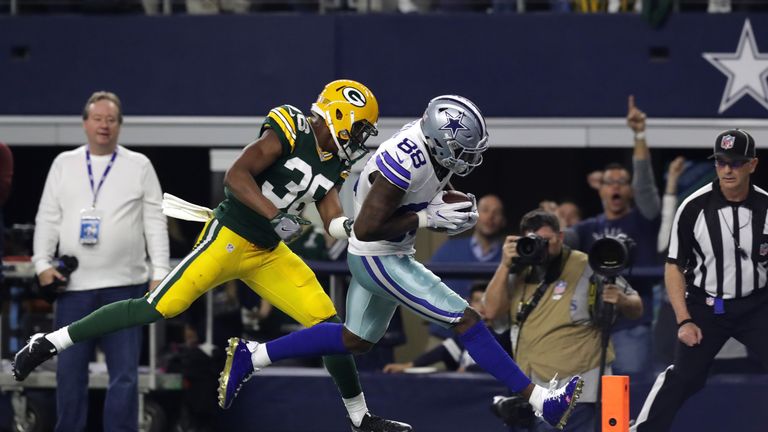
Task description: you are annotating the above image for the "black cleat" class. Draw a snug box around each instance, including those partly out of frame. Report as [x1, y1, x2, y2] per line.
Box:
[12, 333, 57, 381]
[350, 413, 412, 432]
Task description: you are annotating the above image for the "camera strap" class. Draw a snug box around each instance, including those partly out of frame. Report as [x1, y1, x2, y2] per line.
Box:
[515, 281, 549, 325]
[516, 247, 571, 325]
[511, 248, 572, 356]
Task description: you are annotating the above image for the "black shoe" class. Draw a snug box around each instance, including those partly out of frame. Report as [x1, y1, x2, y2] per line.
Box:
[12, 333, 57, 381]
[491, 395, 536, 428]
[350, 413, 412, 432]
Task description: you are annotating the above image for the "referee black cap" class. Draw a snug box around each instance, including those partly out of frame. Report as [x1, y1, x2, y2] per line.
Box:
[710, 129, 756, 161]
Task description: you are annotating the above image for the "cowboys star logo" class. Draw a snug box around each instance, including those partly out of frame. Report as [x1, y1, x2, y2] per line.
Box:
[702, 19, 768, 113]
[439, 112, 469, 139]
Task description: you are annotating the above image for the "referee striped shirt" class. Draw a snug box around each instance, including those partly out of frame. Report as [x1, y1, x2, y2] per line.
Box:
[668, 180, 768, 299]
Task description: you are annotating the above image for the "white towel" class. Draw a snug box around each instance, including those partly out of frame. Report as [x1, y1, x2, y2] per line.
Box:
[162, 193, 214, 222]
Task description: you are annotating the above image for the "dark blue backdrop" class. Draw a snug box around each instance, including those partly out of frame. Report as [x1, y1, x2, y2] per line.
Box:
[1, 14, 768, 117]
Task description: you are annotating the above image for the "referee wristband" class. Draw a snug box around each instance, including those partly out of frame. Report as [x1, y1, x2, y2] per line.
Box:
[677, 318, 694, 328]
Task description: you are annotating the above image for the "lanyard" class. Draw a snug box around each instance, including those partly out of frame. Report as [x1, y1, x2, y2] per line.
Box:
[86, 148, 118, 208]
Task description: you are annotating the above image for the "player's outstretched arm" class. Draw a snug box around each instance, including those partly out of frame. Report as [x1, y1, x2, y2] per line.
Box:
[224, 129, 284, 219]
[316, 187, 352, 240]
[353, 172, 415, 241]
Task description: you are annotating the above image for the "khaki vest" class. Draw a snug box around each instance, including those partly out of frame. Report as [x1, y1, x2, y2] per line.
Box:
[509, 250, 614, 380]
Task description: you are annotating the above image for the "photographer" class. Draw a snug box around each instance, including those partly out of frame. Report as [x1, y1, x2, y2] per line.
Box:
[485, 210, 642, 431]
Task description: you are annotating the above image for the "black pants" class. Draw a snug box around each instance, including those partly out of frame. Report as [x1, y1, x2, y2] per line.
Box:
[633, 289, 768, 432]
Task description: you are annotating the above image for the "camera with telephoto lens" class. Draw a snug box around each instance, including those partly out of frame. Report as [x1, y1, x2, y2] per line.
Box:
[38, 255, 78, 303]
[588, 234, 634, 328]
[515, 233, 549, 266]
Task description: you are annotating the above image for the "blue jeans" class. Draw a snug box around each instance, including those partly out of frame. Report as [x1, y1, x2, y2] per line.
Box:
[510, 403, 595, 432]
[54, 284, 146, 432]
[611, 324, 653, 383]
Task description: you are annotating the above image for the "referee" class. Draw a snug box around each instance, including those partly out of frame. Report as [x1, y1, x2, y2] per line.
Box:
[632, 129, 768, 431]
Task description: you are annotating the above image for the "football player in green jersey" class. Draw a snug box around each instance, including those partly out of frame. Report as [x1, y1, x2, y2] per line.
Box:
[13, 80, 412, 432]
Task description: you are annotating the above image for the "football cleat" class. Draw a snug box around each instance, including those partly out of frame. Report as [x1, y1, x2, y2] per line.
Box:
[539, 375, 584, 430]
[350, 413, 413, 432]
[217, 337, 258, 409]
[12, 333, 57, 381]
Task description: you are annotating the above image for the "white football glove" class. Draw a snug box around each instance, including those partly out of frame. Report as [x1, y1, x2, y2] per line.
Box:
[446, 193, 479, 236]
[417, 191, 473, 231]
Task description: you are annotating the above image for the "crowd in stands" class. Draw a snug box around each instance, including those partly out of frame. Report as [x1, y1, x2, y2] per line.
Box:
[6, 0, 767, 15]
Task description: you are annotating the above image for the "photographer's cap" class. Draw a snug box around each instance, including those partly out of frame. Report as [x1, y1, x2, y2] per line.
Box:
[710, 129, 756, 161]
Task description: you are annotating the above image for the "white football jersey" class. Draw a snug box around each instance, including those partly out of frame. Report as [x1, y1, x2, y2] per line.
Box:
[349, 121, 449, 256]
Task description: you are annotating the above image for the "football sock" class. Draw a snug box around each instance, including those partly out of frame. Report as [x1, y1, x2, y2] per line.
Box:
[343, 392, 368, 427]
[321, 317, 363, 399]
[323, 353, 363, 399]
[45, 327, 73, 352]
[248, 341, 271, 369]
[528, 385, 547, 413]
[265, 322, 349, 364]
[458, 321, 531, 393]
[68, 298, 163, 343]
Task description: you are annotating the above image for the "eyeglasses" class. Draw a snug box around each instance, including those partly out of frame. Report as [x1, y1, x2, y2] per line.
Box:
[601, 179, 630, 186]
[714, 158, 752, 169]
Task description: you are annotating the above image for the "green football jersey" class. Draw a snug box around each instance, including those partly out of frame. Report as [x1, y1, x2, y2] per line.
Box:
[214, 105, 350, 249]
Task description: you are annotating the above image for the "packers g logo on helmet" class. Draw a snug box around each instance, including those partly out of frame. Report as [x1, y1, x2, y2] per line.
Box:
[342, 87, 367, 107]
[312, 79, 379, 164]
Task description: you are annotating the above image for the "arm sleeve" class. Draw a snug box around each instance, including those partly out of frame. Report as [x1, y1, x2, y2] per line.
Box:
[666, 200, 694, 265]
[373, 143, 414, 191]
[142, 161, 171, 280]
[657, 194, 678, 253]
[32, 158, 63, 274]
[0, 143, 13, 206]
[632, 157, 661, 220]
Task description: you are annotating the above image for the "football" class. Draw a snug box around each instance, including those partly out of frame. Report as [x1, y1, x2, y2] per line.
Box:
[441, 190, 473, 211]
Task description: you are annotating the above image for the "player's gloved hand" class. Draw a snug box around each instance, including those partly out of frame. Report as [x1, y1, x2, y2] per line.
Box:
[446, 193, 479, 236]
[417, 191, 473, 231]
[270, 211, 311, 243]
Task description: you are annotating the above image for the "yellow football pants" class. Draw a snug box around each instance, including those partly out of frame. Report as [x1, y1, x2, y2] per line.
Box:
[146, 218, 336, 327]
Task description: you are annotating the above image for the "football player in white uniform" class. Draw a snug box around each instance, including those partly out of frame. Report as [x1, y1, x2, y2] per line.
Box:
[222, 95, 584, 429]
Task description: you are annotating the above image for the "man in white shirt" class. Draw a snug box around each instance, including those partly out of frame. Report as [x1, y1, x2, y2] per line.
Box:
[31, 91, 169, 432]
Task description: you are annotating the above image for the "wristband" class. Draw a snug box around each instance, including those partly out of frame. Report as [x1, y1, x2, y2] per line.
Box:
[677, 318, 694, 328]
[328, 217, 352, 240]
[416, 210, 429, 228]
[634, 131, 646, 141]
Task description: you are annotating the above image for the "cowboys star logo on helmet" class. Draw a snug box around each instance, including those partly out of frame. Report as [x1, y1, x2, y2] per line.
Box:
[721, 134, 735, 150]
[421, 95, 489, 177]
[439, 112, 469, 139]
